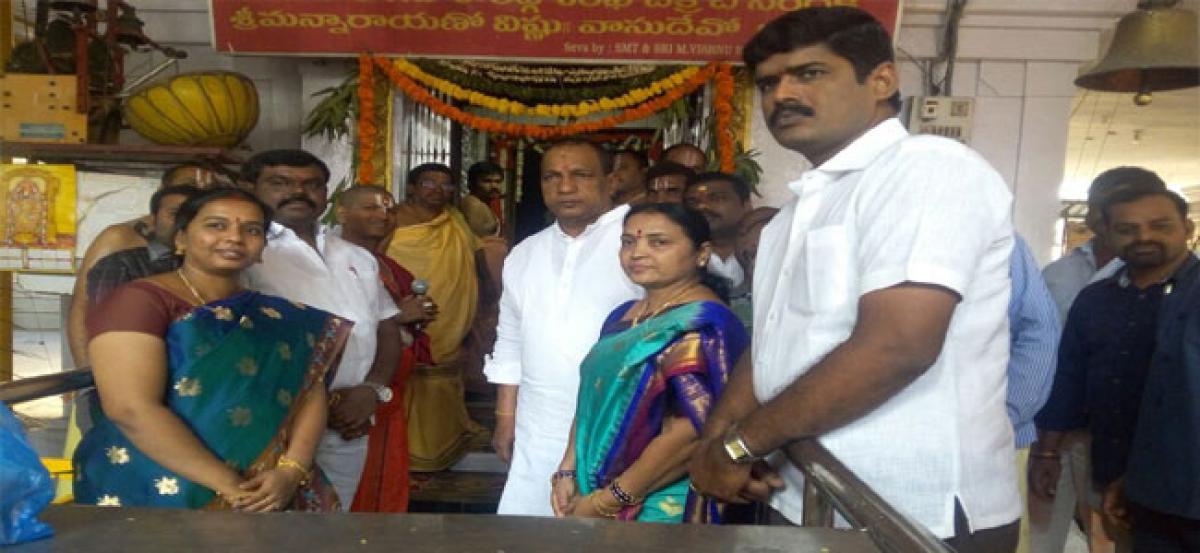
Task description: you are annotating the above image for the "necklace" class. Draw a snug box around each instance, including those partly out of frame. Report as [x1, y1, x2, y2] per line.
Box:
[176, 269, 207, 305]
[632, 283, 698, 327]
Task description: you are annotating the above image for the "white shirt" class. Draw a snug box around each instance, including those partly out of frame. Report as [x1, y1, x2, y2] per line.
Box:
[244, 223, 399, 389]
[484, 204, 642, 515]
[1041, 239, 1124, 321]
[753, 118, 1020, 538]
[707, 252, 745, 288]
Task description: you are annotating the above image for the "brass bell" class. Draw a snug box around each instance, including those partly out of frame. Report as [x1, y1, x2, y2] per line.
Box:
[1074, 1, 1200, 105]
[114, 5, 149, 47]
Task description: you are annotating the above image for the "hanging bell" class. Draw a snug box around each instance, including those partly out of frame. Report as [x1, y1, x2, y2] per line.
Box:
[1074, 2, 1200, 105]
[114, 5, 149, 47]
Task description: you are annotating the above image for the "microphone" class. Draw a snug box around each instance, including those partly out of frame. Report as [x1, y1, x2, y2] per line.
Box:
[411, 279, 430, 331]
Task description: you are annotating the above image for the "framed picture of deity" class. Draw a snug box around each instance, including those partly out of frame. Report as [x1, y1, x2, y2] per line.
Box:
[0, 164, 77, 272]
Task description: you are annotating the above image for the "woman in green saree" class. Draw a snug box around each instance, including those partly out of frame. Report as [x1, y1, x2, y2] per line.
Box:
[74, 189, 349, 511]
[552, 203, 749, 523]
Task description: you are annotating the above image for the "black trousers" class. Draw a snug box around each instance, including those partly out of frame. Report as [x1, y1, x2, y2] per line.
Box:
[1131, 503, 1200, 553]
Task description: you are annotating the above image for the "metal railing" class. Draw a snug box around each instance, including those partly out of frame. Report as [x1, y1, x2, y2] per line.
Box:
[2, 370, 952, 553]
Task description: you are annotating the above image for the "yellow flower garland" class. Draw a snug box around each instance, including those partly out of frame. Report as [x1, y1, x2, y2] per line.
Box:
[390, 58, 700, 119]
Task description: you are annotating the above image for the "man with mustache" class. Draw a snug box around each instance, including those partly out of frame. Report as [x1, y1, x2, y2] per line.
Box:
[683, 172, 751, 290]
[383, 163, 486, 472]
[243, 149, 404, 508]
[1036, 188, 1196, 552]
[689, 7, 1021, 550]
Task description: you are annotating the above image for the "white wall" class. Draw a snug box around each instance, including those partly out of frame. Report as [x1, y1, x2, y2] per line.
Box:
[749, 0, 1138, 265]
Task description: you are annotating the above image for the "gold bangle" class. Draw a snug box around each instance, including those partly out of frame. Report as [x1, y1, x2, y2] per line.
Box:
[494, 409, 515, 417]
[589, 492, 620, 518]
[276, 456, 311, 486]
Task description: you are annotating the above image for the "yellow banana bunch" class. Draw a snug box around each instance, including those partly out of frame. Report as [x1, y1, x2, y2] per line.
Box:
[124, 71, 260, 148]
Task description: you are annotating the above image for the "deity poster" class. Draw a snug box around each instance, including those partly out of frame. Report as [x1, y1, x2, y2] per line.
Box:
[0, 164, 77, 272]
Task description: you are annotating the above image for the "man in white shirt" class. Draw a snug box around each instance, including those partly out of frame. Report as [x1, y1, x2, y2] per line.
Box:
[683, 172, 751, 290]
[485, 138, 641, 516]
[688, 8, 1020, 551]
[241, 150, 403, 508]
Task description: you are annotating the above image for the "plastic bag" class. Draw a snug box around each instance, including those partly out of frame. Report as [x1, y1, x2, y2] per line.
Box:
[0, 402, 54, 545]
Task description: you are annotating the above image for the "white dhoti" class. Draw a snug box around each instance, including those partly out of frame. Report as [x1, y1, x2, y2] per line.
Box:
[315, 431, 368, 511]
[496, 420, 567, 516]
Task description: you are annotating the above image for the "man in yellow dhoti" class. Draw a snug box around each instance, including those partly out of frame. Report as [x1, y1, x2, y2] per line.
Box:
[384, 163, 485, 472]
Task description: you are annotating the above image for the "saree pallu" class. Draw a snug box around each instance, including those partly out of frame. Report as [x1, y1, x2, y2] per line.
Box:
[73, 291, 351, 509]
[575, 300, 749, 523]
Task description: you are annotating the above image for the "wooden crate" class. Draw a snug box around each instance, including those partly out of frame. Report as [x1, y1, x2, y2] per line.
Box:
[0, 74, 86, 144]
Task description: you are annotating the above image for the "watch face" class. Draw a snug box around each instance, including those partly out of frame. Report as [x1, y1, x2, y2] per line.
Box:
[377, 386, 394, 403]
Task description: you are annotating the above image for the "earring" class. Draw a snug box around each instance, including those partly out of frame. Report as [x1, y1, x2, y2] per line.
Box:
[175, 246, 186, 256]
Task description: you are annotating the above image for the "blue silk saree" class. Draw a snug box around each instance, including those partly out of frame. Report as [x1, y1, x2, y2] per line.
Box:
[574, 300, 749, 523]
[73, 290, 350, 509]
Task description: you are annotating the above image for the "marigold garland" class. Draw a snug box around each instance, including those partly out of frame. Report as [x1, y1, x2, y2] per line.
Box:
[714, 63, 736, 173]
[356, 54, 378, 185]
[393, 58, 700, 119]
[415, 59, 684, 105]
[355, 55, 737, 185]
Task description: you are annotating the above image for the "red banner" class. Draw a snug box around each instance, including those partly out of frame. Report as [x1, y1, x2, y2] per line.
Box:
[210, 0, 900, 63]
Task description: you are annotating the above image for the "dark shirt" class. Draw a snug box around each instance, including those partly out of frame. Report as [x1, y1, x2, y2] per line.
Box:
[1126, 258, 1200, 519]
[85, 242, 178, 306]
[1035, 255, 1198, 487]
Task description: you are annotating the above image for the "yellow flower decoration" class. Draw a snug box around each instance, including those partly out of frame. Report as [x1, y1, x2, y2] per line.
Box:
[154, 476, 180, 496]
[391, 58, 699, 119]
[277, 389, 293, 407]
[238, 357, 258, 376]
[260, 307, 282, 319]
[106, 446, 130, 465]
[211, 306, 234, 321]
[173, 378, 202, 398]
[228, 407, 253, 427]
[277, 343, 292, 361]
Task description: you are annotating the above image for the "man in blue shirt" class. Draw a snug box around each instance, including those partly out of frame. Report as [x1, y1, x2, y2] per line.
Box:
[1032, 166, 1166, 553]
[1007, 234, 1061, 553]
[1036, 188, 1196, 552]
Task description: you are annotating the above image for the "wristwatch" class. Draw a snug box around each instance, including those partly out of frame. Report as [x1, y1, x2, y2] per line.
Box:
[363, 381, 393, 404]
[722, 426, 760, 465]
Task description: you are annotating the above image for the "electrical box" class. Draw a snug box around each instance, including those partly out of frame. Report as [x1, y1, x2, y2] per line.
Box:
[0, 74, 87, 144]
[906, 96, 974, 144]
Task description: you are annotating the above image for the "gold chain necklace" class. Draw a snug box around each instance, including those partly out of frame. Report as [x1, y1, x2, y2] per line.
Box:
[176, 269, 207, 305]
[632, 283, 697, 327]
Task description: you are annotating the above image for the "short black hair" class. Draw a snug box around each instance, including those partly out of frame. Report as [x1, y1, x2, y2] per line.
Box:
[1102, 188, 1189, 224]
[160, 163, 203, 187]
[687, 171, 751, 202]
[241, 150, 330, 185]
[544, 137, 614, 175]
[174, 188, 274, 238]
[466, 161, 503, 187]
[614, 148, 649, 169]
[150, 185, 203, 216]
[645, 161, 696, 183]
[1088, 166, 1167, 203]
[662, 143, 707, 161]
[744, 7, 901, 112]
[406, 163, 456, 187]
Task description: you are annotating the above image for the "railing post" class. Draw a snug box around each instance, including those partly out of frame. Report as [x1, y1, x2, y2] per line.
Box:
[801, 478, 834, 527]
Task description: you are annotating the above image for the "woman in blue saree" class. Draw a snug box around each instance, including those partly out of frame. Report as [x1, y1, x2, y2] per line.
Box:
[74, 189, 349, 511]
[551, 203, 749, 523]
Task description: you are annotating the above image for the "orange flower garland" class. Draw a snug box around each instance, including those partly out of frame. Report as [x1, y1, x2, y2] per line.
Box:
[354, 55, 738, 184]
[714, 63, 736, 173]
[356, 54, 378, 185]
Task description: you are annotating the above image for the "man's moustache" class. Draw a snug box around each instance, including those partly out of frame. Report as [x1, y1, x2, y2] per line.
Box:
[278, 197, 317, 210]
[769, 103, 815, 126]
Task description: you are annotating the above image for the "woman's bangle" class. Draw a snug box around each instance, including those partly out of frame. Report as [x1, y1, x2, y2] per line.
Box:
[608, 480, 640, 506]
[494, 409, 515, 417]
[276, 455, 312, 485]
[589, 492, 620, 518]
[1030, 450, 1060, 460]
[551, 469, 576, 483]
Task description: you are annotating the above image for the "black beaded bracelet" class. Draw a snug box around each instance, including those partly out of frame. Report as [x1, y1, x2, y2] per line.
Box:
[608, 480, 638, 506]
[551, 469, 577, 483]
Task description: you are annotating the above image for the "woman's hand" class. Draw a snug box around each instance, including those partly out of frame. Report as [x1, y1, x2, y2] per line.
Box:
[234, 468, 302, 512]
[570, 491, 618, 519]
[551, 474, 579, 517]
